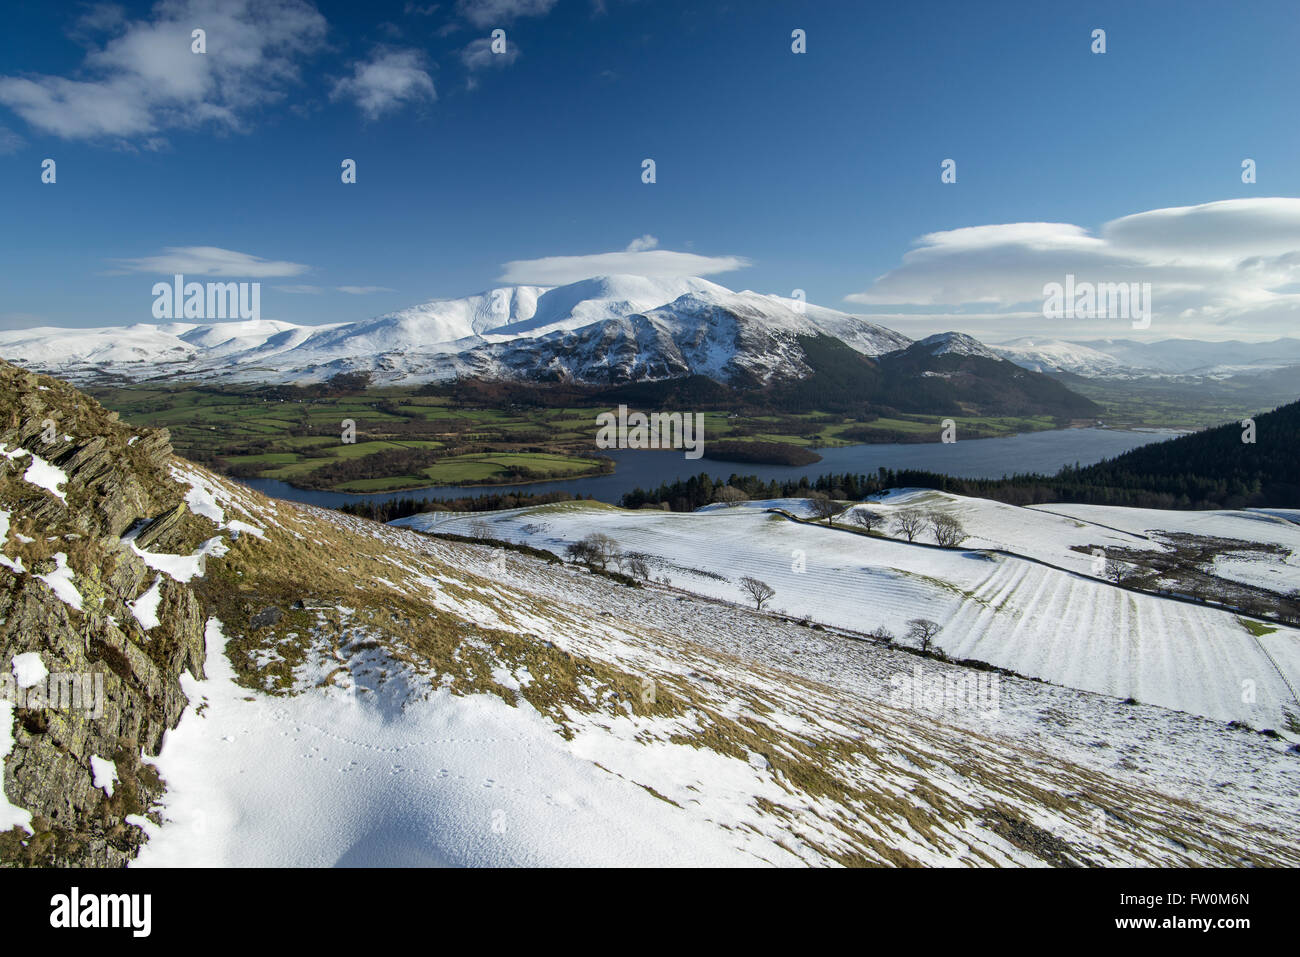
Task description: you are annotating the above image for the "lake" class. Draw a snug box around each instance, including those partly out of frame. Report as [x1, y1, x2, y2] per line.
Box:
[238, 427, 1181, 508]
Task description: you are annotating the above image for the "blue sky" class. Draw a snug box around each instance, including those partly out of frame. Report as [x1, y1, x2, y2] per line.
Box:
[2, 0, 1299, 340]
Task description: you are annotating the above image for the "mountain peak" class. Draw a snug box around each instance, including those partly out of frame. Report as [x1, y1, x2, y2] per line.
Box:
[913, 332, 1002, 360]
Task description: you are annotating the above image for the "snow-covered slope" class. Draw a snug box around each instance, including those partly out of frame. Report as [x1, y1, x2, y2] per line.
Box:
[995, 336, 1300, 380]
[118, 476, 1300, 868]
[0, 275, 911, 386]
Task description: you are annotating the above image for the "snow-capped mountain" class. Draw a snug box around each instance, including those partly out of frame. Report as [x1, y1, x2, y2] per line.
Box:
[0, 275, 913, 386]
[910, 332, 1003, 361]
[994, 336, 1300, 380]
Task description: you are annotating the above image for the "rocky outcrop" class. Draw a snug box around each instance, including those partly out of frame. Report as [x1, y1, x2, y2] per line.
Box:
[0, 362, 208, 866]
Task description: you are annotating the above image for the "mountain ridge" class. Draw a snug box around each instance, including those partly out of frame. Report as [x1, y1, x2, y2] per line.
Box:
[0, 275, 913, 386]
[0, 276, 1099, 420]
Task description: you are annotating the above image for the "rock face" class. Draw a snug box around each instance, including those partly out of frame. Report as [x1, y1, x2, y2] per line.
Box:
[0, 362, 207, 866]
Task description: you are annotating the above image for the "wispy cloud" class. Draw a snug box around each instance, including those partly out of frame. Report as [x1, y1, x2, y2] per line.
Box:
[331, 47, 436, 119]
[112, 246, 310, 278]
[461, 36, 520, 71]
[499, 237, 750, 284]
[0, 0, 327, 142]
[277, 283, 394, 294]
[456, 0, 556, 28]
[0, 125, 23, 154]
[846, 198, 1300, 338]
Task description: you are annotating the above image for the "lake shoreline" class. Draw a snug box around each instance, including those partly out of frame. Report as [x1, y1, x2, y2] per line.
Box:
[234, 427, 1181, 509]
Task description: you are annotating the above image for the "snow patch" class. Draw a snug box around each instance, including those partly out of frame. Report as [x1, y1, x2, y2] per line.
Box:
[35, 553, 82, 611]
[2, 446, 67, 501]
[130, 578, 164, 630]
[131, 537, 228, 584]
[90, 755, 119, 797]
[11, 651, 48, 689]
[0, 700, 33, 833]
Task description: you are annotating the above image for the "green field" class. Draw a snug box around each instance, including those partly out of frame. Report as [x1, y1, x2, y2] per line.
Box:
[87, 382, 1070, 494]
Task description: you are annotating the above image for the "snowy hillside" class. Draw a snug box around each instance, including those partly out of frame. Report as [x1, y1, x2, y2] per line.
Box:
[121, 474, 1300, 867]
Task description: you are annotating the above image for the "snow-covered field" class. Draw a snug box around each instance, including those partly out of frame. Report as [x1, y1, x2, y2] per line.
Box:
[396, 494, 1300, 729]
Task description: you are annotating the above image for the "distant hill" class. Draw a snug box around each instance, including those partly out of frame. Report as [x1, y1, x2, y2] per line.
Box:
[1065, 400, 1300, 507]
[752, 333, 1099, 420]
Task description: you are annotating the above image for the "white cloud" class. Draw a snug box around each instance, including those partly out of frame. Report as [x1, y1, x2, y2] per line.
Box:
[0, 0, 327, 141]
[456, 0, 556, 28]
[846, 198, 1300, 339]
[277, 284, 393, 294]
[0, 126, 23, 154]
[498, 241, 750, 284]
[461, 36, 520, 71]
[113, 246, 309, 278]
[331, 48, 435, 120]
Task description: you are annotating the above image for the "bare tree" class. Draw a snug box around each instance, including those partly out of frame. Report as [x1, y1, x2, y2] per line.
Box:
[566, 532, 622, 570]
[906, 618, 941, 652]
[808, 491, 840, 524]
[739, 576, 776, 611]
[621, 553, 651, 580]
[469, 519, 493, 541]
[867, 625, 894, 643]
[930, 513, 967, 548]
[1104, 557, 1137, 584]
[892, 508, 926, 542]
[713, 485, 749, 508]
[851, 508, 885, 534]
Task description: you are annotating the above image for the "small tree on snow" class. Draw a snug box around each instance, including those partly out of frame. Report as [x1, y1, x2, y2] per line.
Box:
[906, 618, 941, 652]
[851, 508, 885, 533]
[713, 485, 749, 508]
[1104, 557, 1137, 584]
[621, 554, 651, 580]
[566, 532, 622, 570]
[930, 513, 967, 548]
[807, 491, 841, 525]
[892, 508, 926, 542]
[740, 576, 776, 611]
